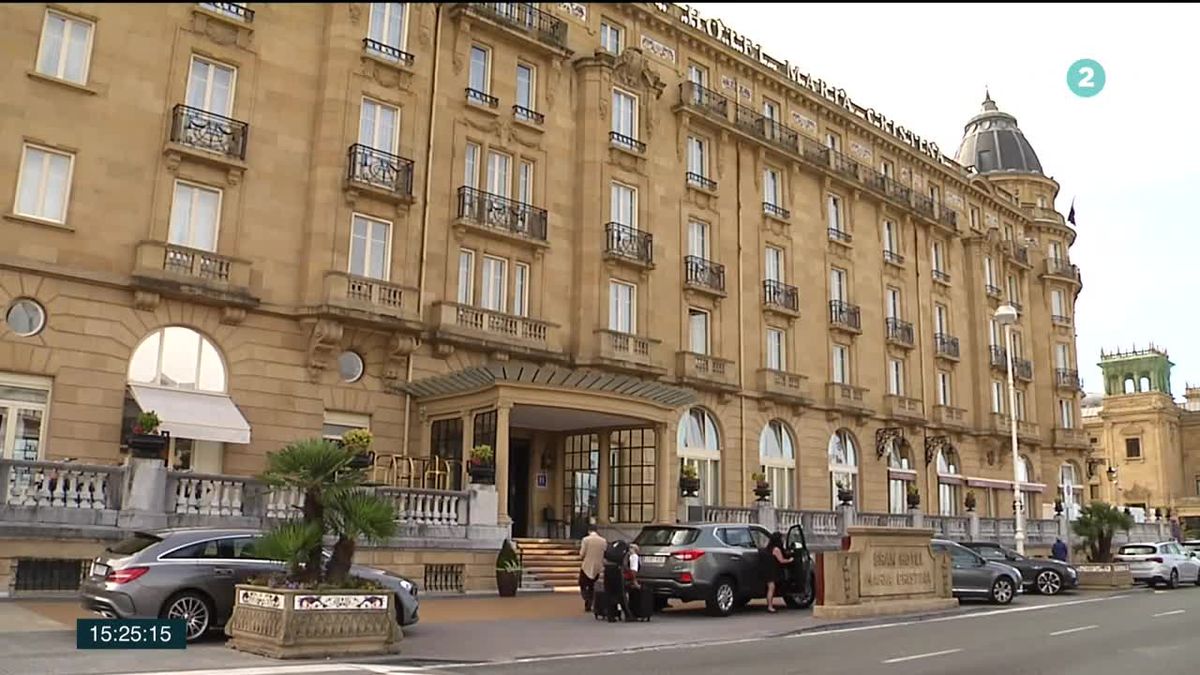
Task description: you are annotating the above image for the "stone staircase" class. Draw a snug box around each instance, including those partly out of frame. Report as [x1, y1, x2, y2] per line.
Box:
[514, 538, 580, 590]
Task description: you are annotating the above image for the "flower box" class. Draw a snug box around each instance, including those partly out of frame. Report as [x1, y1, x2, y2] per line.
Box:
[225, 584, 401, 659]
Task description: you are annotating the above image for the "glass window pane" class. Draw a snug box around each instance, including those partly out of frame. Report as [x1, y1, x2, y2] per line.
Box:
[64, 19, 90, 82]
[160, 327, 202, 388]
[39, 14, 66, 76]
[197, 338, 226, 392]
[17, 149, 46, 217]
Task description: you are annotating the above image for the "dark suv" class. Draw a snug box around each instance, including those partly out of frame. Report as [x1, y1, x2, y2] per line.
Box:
[633, 522, 815, 617]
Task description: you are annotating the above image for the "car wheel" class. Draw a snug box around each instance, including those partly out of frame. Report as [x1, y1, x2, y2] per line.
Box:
[1035, 570, 1063, 595]
[782, 574, 816, 609]
[1167, 568, 1179, 589]
[990, 576, 1015, 605]
[706, 577, 737, 617]
[161, 591, 214, 643]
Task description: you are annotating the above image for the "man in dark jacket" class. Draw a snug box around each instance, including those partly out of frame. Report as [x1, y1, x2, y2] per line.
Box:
[1051, 538, 1069, 562]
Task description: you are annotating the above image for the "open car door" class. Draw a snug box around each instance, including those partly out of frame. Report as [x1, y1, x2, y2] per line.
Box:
[783, 524, 816, 609]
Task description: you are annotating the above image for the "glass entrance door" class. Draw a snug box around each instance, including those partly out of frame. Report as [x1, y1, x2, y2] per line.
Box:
[563, 433, 599, 539]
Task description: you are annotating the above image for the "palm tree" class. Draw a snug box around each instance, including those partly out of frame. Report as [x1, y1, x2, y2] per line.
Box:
[1071, 501, 1134, 562]
[258, 438, 396, 585]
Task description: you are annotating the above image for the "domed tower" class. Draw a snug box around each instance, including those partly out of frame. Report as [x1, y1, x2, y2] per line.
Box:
[956, 91, 1044, 176]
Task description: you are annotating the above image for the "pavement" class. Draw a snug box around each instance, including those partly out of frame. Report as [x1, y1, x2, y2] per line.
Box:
[2, 586, 1197, 675]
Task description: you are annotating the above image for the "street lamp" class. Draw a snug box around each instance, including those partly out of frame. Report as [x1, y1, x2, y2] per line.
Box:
[994, 304, 1024, 554]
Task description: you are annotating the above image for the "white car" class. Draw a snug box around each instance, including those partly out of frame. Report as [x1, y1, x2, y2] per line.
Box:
[1114, 541, 1200, 589]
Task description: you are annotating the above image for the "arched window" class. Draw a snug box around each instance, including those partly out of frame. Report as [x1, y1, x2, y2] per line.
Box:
[937, 448, 962, 516]
[678, 408, 721, 506]
[759, 420, 795, 510]
[128, 326, 227, 392]
[1017, 455, 1039, 518]
[886, 438, 915, 515]
[1060, 462, 1083, 519]
[828, 429, 858, 509]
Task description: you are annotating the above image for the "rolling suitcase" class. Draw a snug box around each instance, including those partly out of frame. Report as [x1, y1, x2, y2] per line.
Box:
[626, 585, 653, 622]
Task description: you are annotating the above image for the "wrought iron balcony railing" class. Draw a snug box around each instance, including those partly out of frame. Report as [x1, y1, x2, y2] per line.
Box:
[828, 150, 859, 181]
[610, 131, 645, 153]
[684, 255, 725, 293]
[829, 300, 861, 331]
[937, 205, 958, 230]
[169, 104, 249, 160]
[1055, 368, 1081, 390]
[932, 269, 951, 283]
[733, 103, 798, 153]
[883, 176, 912, 204]
[763, 280, 798, 313]
[883, 250, 905, 265]
[362, 38, 415, 67]
[989, 345, 1008, 369]
[801, 137, 830, 165]
[604, 222, 652, 265]
[466, 87, 499, 108]
[346, 144, 414, 197]
[934, 333, 960, 359]
[1014, 358, 1033, 381]
[465, 2, 567, 48]
[828, 228, 852, 244]
[456, 186, 548, 242]
[513, 105, 544, 124]
[985, 283, 1003, 298]
[200, 2, 254, 21]
[763, 202, 790, 219]
[1052, 314, 1073, 326]
[886, 317, 914, 346]
[686, 172, 717, 191]
[912, 193, 936, 219]
[679, 82, 729, 121]
[1046, 257, 1080, 280]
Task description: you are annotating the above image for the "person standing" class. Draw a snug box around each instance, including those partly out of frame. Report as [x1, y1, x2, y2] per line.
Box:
[1051, 537, 1069, 562]
[578, 524, 607, 612]
[763, 531, 793, 613]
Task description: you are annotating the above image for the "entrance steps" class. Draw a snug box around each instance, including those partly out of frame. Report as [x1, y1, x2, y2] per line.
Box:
[514, 538, 581, 589]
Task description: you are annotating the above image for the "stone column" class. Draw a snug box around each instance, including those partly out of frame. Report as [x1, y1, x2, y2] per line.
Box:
[837, 503, 856, 537]
[118, 457, 168, 530]
[461, 411, 475, 490]
[756, 501, 777, 532]
[908, 507, 924, 529]
[596, 430, 611, 525]
[968, 511, 981, 541]
[654, 422, 673, 524]
[495, 402, 512, 526]
[678, 495, 700, 523]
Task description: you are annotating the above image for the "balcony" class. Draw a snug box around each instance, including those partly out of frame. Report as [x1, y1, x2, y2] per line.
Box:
[989, 345, 1008, 370]
[676, 352, 737, 392]
[610, 131, 645, 154]
[934, 333, 960, 361]
[684, 255, 726, 295]
[757, 369, 811, 405]
[1014, 358, 1033, 381]
[200, 2, 255, 21]
[762, 280, 799, 316]
[990, 414, 1040, 443]
[169, 104, 248, 161]
[1055, 368, 1081, 391]
[432, 302, 559, 357]
[931, 269, 951, 284]
[678, 82, 730, 122]
[932, 404, 968, 430]
[132, 241, 257, 316]
[985, 284, 1003, 300]
[884, 395, 925, 422]
[800, 137, 830, 165]
[1054, 427, 1089, 449]
[1044, 258, 1081, 283]
[828, 227, 853, 245]
[828, 150, 860, 182]
[825, 382, 871, 415]
[912, 193, 936, 220]
[1003, 240, 1031, 268]
[513, 105, 544, 125]
[345, 144, 414, 201]
[686, 172, 717, 192]
[594, 329, 663, 374]
[882, 176, 913, 207]
[1052, 314, 1073, 328]
[604, 222, 653, 267]
[829, 300, 861, 334]
[763, 202, 790, 220]
[883, 250, 905, 266]
[885, 318, 914, 348]
[362, 37, 415, 67]
[465, 87, 499, 109]
[462, 2, 567, 49]
[321, 271, 419, 327]
[455, 186, 548, 244]
[733, 103, 798, 154]
[935, 205, 958, 232]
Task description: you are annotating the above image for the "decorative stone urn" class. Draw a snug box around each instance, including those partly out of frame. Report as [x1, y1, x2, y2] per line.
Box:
[225, 585, 401, 659]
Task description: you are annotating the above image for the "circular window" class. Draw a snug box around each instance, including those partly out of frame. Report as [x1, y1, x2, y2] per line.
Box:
[337, 351, 365, 383]
[5, 298, 46, 337]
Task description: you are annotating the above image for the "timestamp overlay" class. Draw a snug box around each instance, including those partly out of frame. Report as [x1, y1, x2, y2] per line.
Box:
[76, 619, 188, 650]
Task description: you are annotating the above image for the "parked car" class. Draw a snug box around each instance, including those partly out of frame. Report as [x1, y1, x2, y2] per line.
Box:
[960, 542, 1078, 595]
[930, 538, 1023, 605]
[1182, 540, 1200, 555]
[1113, 541, 1200, 588]
[633, 522, 816, 617]
[79, 528, 419, 642]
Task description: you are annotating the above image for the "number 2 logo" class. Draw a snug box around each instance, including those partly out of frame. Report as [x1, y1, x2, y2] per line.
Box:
[1067, 59, 1105, 98]
[1077, 67, 1095, 88]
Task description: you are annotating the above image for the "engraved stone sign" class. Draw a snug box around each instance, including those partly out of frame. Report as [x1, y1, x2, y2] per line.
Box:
[860, 544, 936, 597]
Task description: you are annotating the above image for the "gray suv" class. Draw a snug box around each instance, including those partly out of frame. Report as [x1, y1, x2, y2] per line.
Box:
[79, 528, 419, 642]
[633, 522, 815, 617]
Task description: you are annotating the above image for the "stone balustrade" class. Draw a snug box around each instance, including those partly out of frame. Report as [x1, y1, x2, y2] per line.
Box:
[380, 487, 467, 527]
[702, 505, 755, 524]
[1, 459, 124, 511]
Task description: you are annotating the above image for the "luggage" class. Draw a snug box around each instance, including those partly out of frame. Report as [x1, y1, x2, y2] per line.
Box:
[604, 540, 630, 565]
[625, 585, 653, 622]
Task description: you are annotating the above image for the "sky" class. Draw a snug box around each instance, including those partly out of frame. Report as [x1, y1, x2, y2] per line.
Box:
[694, 2, 1200, 399]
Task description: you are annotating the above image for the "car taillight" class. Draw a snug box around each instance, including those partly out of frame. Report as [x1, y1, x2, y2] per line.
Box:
[106, 567, 149, 585]
[1149, 557, 1164, 564]
[671, 550, 705, 562]
[678, 571, 694, 584]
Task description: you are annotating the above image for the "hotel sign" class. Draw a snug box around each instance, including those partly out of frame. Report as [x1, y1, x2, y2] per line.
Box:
[654, 3, 943, 162]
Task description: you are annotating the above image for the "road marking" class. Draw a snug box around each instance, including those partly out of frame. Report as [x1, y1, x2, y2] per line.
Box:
[881, 648, 963, 664]
[1154, 609, 1186, 618]
[105, 666, 429, 675]
[1049, 624, 1098, 636]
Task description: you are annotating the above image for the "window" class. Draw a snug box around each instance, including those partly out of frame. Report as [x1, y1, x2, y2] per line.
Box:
[1060, 463, 1082, 518]
[686, 63, 707, 87]
[934, 304, 949, 334]
[515, 62, 536, 112]
[937, 449, 961, 516]
[485, 150, 511, 197]
[14, 145, 74, 224]
[759, 420, 795, 509]
[128, 327, 227, 392]
[610, 428, 656, 523]
[826, 194, 843, 232]
[829, 267, 847, 302]
[880, 159, 894, 178]
[984, 256, 996, 286]
[349, 214, 392, 280]
[480, 256, 508, 312]
[989, 319, 1001, 347]
[1015, 390, 1027, 421]
[929, 184, 940, 205]
[938, 371, 952, 405]
[886, 287, 901, 319]
[688, 220, 710, 259]
[359, 98, 400, 154]
[763, 98, 780, 121]
[766, 328, 785, 370]
[463, 142, 480, 188]
[832, 344, 849, 384]
[886, 439, 914, 514]
[186, 56, 236, 116]
[36, 10, 94, 84]
[763, 168, 782, 207]
[825, 131, 841, 152]
[991, 381, 1005, 413]
[883, 220, 898, 254]
[1004, 223, 1014, 241]
[1049, 241, 1064, 261]
[599, 20, 623, 53]
[168, 181, 221, 251]
[969, 206, 980, 230]
[513, 263, 529, 317]
[1008, 275, 1020, 304]
[612, 88, 638, 139]
[688, 308, 710, 355]
[1125, 438, 1142, 459]
[765, 246, 784, 283]
[517, 160, 533, 205]
[678, 408, 721, 506]
[1051, 289, 1067, 317]
[1037, 195, 1047, 208]
[469, 45, 490, 93]
[931, 240, 946, 273]
[609, 280, 635, 333]
[0, 374, 51, 461]
[687, 136, 708, 177]
[457, 249, 475, 304]
[888, 359, 904, 396]
[1059, 399, 1074, 428]
[368, 3, 409, 51]
[5, 299, 46, 338]
[610, 182, 636, 227]
[828, 429, 858, 509]
[1055, 344, 1071, 369]
[323, 411, 370, 444]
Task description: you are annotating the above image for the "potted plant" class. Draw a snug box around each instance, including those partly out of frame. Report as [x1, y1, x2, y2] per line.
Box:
[342, 428, 375, 470]
[679, 463, 700, 497]
[495, 539, 522, 597]
[128, 410, 169, 459]
[469, 444, 495, 484]
[836, 478, 853, 506]
[1054, 497, 1064, 515]
[1154, 507, 1163, 521]
[906, 483, 921, 510]
[751, 471, 771, 502]
[964, 491, 977, 512]
[224, 438, 400, 658]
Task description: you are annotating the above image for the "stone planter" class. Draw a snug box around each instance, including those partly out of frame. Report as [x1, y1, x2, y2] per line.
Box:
[225, 585, 400, 659]
[469, 463, 495, 485]
[906, 494, 921, 510]
[753, 484, 772, 502]
[347, 450, 374, 470]
[496, 569, 521, 597]
[680, 476, 701, 498]
[837, 488, 854, 506]
[1075, 563, 1133, 590]
[127, 433, 169, 459]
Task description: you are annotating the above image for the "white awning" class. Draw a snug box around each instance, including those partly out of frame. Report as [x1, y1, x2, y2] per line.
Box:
[128, 384, 251, 445]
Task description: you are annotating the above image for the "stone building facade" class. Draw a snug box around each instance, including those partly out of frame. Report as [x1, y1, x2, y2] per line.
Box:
[0, 2, 1088, 538]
